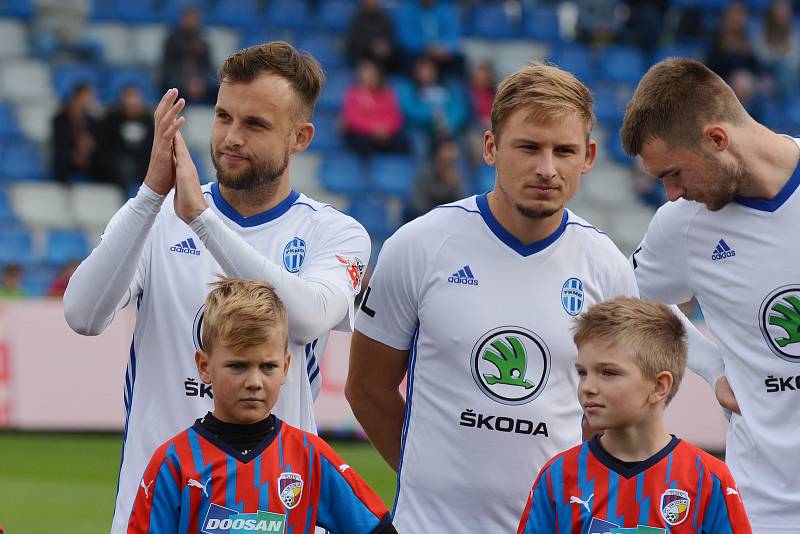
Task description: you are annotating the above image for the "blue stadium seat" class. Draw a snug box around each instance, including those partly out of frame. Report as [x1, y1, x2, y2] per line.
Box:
[317, 69, 351, 112]
[474, 164, 495, 195]
[549, 46, 596, 84]
[162, 0, 204, 23]
[599, 46, 646, 85]
[0, 143, 47, 181]
[651, 45, 704, 65]
[90, 0, 117, 21]
[471, 4, 521, 39]
[22, 267, 56, 297]
[114, 0, 162, 23]
[348, 198, 393, 237]
[310, 111, 344, 152]
[53, 63, 103, 100]
[0, 103, 22, 143]
[0, 187, 16, 224]
[593, 86, 626, 126]
[265, 0, 312, 31]
[0, 0, 34, 19]
[522, 6, 561, 43]
[44, 229, 91, 265]
[0, 227, 32, 264]
[207, 0, 262, 30]
[607, 130, 633, 164]
[319, 154, 369, 196]
[371, 155, 417, 198]
[297, 34, 345, 71]
[318, 0, 357, 32]
[103, 67, 157, 103]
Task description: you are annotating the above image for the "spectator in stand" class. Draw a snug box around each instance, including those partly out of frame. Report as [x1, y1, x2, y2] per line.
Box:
[576, 0, 622, 46]
[409, 137, 464, 220]
[53, 82, 101, 182]
[97, 85, 154, 191]
[0, 265, 25, 299]
[47, 261, 80, 299]
[621, 0, 669, 52]
[398, 56, 468, 157]
[33, 0, 100, 61]
[466, 60, 496, 164]
[346, 0, 398, 72]
[753, 0, 800, 96]
[706, 2, 763, 82]
[393, 0, 465, 77]
[342, 59, 407, 158]
[160, 7, 214, 103]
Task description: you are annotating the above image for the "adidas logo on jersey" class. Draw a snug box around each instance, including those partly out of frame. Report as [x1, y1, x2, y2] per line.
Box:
[448, 265, 479, 286]
[170, 237, 201, 256]
[711, 239, 735, 260]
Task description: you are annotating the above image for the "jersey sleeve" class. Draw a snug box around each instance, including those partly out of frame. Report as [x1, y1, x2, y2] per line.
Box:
[517, 462, 557, 534]
[700, 466, 752, 534]
[631, 202, 694, 304]
[127, 442, 182, 533]
[353, 222, 424, 350]
[313, 438, 393, 534]
[608, 251, 640, 299]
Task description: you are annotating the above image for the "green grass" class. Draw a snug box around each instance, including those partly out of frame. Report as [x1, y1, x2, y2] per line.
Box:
[0, 432, 395, 533]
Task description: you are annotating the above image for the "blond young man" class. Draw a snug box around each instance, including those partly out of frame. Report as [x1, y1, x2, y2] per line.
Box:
[128, 278, 395, 533]
[346, 62, 639, 532]
[622, 58, 800, 533]
[64, 42, 370, 531]
[517, 298, 751, 533]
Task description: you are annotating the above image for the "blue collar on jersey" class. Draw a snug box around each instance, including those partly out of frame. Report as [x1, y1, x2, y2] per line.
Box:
[735, 156, 800, 212]
[589, 434, 680, 479]
[210, 182, 300, 227]
[192, 416, 283, 464]
[475, 192, 568, 257]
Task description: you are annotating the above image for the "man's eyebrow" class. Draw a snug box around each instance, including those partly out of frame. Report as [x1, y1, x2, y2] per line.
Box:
[656, 167, 677, 179]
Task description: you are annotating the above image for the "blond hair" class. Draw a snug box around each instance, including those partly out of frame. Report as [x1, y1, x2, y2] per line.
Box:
[491, 62, 595, 141]
[573, 297, 687, 404]
[201, 278, 288, 353]
[620, 58, 747, 156]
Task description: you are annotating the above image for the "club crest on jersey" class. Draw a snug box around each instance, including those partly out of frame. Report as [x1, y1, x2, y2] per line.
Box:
[336, 255, 365, 293]
[278, 472, 303, 509]
[759, 285, 800, 363]
[283, 237, 306, 273]
[470, 326, 551, 405]
[561, 277, 584, 316]
[660, 488, 690, 525]
[202, 503, 286, 533]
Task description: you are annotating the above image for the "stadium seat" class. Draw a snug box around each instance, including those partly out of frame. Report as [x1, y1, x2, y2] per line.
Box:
[207, 0, 261, 30]
[288, 152, 322, 194]
[206, 26, 241, 69]
[103, 66, 157, 103]
[319, 154, 369, 196]
[549, 46, 596, 84]
[474, 164, 495, 194]
[0, 18, 29, 58]
[52, 63, 103, 100]
[0, 143, 47, 182]
[316, 69, 350, 112]
[265, 0, 313, 32]
[0, 187, 16, 223]
[599, 46, 647, 85]
[9, 181, 71, 228]
[182, 105, 215, 148]
[607, 130, 634, 165]
[592, 86, 626, 126]
[15, 97, 58, 144]
[114, 0, 162, 23]
[310, 111, 344, 152]
[371, 155, 417, 198]
[0, 60, 54, 103]
[22, 266, 57, 297]
[522, 6, 561, 43]
[44, 229, 91, 265]
[69, 183, 124, 234]
[130, 24, 167, 68]
[471, 4, 521, 40]
[0, 0, 34, 19]
[296, 34, 345, 71]
[317, 0, 357, 32]
[651, 45, 704, 64]
[86, 23, 134, 65]
[348, 198, 394, 237]
[0, 227, 33, 264]
[0, 102, 23, 142]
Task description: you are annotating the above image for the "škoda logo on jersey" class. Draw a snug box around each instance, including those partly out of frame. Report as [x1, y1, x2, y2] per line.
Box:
[202, 503, 285, 533]
[471, 326, 551, 405]
[759, 285, 800, 363]
[278, 472, 303, 509]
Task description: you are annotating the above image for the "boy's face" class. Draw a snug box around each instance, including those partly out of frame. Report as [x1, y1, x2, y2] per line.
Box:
[575, 340, 656, 431]
[196, 334, 291, 424]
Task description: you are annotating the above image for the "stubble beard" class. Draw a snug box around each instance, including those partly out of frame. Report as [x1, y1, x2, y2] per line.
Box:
[497, 179, 562, 219]
[702, 154, 749, 212]
[211, 145, 290, 198]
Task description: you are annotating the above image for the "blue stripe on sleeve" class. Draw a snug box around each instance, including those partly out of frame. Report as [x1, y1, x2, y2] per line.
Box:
[700, 474, 734, 534]
[148, 451, 182, 533]
[315, 455, 382, 533]
[692, 455, 705, 529]
[524, 464, 558, 533]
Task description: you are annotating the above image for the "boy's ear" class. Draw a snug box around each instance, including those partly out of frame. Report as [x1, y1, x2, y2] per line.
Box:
[196, 349, 211, 384]
[650, 371, 674, 405]
[281, 351, 291, 385]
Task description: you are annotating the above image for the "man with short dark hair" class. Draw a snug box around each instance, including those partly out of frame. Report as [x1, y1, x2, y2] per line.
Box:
[65, 41, 370, 532]
[622, 57, 800, 533]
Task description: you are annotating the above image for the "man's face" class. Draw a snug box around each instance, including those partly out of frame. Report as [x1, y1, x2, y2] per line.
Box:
[639, 138, 746, 211]
[484, 108, 596, 220]
[211, 74, 307, 192]
[196, 335, 290, 424]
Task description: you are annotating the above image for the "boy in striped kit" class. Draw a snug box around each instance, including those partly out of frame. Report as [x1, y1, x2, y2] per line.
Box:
[517, 298, 750, 533]
[128, 278, 395, 534]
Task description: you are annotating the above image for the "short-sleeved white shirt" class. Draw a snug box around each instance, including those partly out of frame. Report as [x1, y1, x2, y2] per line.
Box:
[633, 143, 800, 533]
[355, 194, 638, 533]
[111, 183, 370, 533]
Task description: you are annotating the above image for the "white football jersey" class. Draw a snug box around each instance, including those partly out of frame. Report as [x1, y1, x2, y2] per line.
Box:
[111, 183, 370, 533]
[355, 194, 638, 533]
[633, 144, 800, 533]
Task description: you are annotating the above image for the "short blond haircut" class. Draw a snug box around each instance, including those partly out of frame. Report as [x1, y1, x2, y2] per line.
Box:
[573, 297, 687, 404]
[491, 62, 596, 142]
[620, 58, 747, 156]
[201, 278, 288, 353]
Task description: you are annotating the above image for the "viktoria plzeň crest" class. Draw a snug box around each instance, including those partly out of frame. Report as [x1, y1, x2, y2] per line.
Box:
[470, 326, 551, 405]
[660, 488, 690, 526]
[277, 472, 303, 509]
[759, 285, 800, 363]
